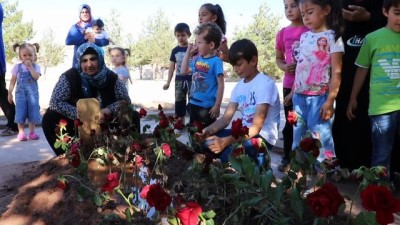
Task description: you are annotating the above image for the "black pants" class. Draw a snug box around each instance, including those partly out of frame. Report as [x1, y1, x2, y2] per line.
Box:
[282, 88, 293, 161]
[188, 103, 216, 128]
[0, 73, 17, 130]
[42, 109, 141, 156]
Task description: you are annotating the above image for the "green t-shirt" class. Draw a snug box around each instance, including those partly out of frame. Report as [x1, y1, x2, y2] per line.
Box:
[355, 27, 400, 116]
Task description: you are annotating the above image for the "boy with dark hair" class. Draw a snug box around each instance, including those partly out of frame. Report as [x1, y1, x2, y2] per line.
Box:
[163, 23, 192, 122]
[195, 39, 280, 166]
[347, 0, 400, 176]
[86, 19, 115, 45]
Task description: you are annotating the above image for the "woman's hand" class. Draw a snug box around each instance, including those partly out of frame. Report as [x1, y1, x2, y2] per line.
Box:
[342, 5, 370, 22]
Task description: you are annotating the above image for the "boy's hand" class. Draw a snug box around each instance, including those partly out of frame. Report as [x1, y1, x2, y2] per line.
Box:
[7, 93, 13, 104]
[285, 62, 297, 74]
[209, 105, 220, 119]
[346, 98, 358, 120]
[205, 136, 225, 154]
[320, 101, 334, 120]
[188, 43, 198, 57]
[284, 91, 294, 106]
[163, 83, 170, 90]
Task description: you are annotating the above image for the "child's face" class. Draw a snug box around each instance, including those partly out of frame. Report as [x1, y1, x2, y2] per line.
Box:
[175, 31, 190, 46]
[384, 5, 400, 32]
[110, 49, 125, 67]
[198, 6, 217, 24]
[195, 33, 214, 57]
[92, 25, 102, 34]
[284, 0, 302, 22]
[19, 47, 35, 62]
[299, 1, 330, 32]
[232, 57, 257, 79]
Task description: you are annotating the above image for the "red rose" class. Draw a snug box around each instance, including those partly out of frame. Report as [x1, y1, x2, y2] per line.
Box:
[69, 148, 81, 168]
[140, 185, 150, 199]
[299, 137, 320, 158]
[167, 115, 175, 123]
[59, 119, 68, 129]
[130, 142, 142, 152]
[250, 138, 267, 153]
[145, 183, 172, 211]
[62, 136, 71, 143]
[74, 118, 83, 128]
[159, 110, 166, 120]
[287, 110, 298, 126]
[57, 179, 69, 190]
[161, 143, 172, 157]
[231, 146, 244, 157]
[192, 121, 204, 133]
[231, 118, 248, 139]
[101, 172, 120, 192]
[139, 108, 147, 118]
[361, 184, 400, 225]
[174, 119, 185, 130]
[159, 118, 169, 128]
[176, 202, 203, 225]
[306, 182, 345, 218]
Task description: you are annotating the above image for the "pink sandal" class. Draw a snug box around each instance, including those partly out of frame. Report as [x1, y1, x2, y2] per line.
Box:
[28, 132, 39, 140]
[17, 133, 28, 141]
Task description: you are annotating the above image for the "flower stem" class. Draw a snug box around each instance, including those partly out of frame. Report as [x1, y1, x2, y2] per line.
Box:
[63, 174, 94, 192]
[345, 183, 361, 225]
[116, 188, 132, 207]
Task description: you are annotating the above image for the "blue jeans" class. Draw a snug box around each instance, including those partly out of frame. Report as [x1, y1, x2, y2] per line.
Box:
[370, 110, 400, 172]
[292, 94, 335, 162]
[203, 129, 273, 168]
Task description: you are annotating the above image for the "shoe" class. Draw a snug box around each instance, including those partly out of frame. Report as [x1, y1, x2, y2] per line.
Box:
[278, 160, 290, 172]
[0, 127, 17, 136]
[28, 132, 39, 140]
[17, 133, 28, 141]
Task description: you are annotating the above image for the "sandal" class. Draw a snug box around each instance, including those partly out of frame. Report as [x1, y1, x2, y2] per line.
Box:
[17, 133, 28, 141]
[0, 127, 17, 136]
[29, 132, 39, 140]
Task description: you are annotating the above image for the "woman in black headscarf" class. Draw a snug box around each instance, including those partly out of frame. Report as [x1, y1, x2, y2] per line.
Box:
[42, 43, 138, 156]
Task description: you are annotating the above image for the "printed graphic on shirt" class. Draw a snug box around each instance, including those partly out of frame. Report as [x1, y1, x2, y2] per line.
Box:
[379, 58, 400, 87]
[190, 61, 210, 95]
[175, 51, 186, 76]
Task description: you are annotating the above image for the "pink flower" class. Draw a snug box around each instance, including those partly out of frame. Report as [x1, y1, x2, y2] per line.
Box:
[161, 143, 172, 157]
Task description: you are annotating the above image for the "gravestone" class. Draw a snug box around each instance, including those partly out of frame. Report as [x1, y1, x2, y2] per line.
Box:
[77, 98, 100, 149]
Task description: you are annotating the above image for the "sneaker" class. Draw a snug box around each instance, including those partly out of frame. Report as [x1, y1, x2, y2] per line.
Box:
[0, 127, 17, 136]
[28, 132, 39, 140]
[278, 159, 290, 172]
[17, 133, 28, 141]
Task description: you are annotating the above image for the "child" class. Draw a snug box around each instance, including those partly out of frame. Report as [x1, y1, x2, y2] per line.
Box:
[275, 0, 309, 172]
[109, 46, 131, 91]
[163, 23, 192, 122]
[347, 0, 400, 175]
[7, 43, 41, 141]
[196, 39, 280, 166]
[86, 19, 115, 45]
[289, 0, 344, 163]
[197, 3, 229, 62]
[181, 23, 224, 128]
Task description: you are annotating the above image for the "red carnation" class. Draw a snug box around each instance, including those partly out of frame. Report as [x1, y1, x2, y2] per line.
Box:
[192, 121, 204, 133]
[174, 119, 185, 130]
[59, 119, 68, 130]
[74, 118, 83, 128]
[287, 110, 298, 126]
[306, 182, 345, 218]
[250, 137, 267, 153]
[231, 118, 248, 139]
[101, 172, 120, 192]
[161, 143, 172, 157]
[299, 137, 320, 158]
[231, 145, 244, 157]
[361, 184, 400, 225]
[130, 142, 142, 152]
[159, 118, 169, 128]
[57, 178, 69, 190]
[139, 108, 147, 118]
[176, 202, 203, 225]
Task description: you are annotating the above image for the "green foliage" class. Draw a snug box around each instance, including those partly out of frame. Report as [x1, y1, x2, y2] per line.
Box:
[1, 0, 34, 62]
[37, 28, 65, 76]
[232, 2, 282, 79]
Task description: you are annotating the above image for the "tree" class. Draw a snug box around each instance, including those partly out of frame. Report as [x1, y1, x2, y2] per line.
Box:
[37, 28, 65, 77]
[104, 9, 124, 46]
[130, 9, 175, 80]
[232, 2, 282, 79]
[1, 0, 34, 62]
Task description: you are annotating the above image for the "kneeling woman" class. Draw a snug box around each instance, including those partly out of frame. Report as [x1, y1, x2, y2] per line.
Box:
[42, 43, 139, 156]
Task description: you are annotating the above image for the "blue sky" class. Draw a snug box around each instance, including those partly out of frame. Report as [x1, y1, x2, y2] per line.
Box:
[16, 0, 286, 43]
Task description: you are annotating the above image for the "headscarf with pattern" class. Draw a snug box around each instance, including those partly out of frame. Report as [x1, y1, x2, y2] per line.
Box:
[76, 4, 94, 33]
[75, 43, 109, 97]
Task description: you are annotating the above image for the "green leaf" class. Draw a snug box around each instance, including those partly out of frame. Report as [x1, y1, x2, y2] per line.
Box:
[229, 156, 243, 174]
[288, 170, 298, 180]
[261, 169, 273, 193]
[290, 187, 303, 220]
[244, 196, 264, 205]
[205, 218, 215, 225]
[277, 217, 291, 225]
[167, 216, 179, 225]
[273, 183, 284, 206]
[128, 192, 134, 200]
[354, 211, 379, 225]
[93, 193, 103, 206]
[295, 150, 306, 164]
[202, 210, 216, 219]
[125, 208, 132, 222]
[54, 141, 62, 149]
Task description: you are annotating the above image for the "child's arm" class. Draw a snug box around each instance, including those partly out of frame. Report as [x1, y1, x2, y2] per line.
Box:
[181, 44, 197, 75]
[346, 67, 369, 120]
[108, 37, 115, 45]
[276, 49, 296, 74]
[217, 41, 229, 63]
[209, 75, 224, 119]
[320, 52, 343, 120]
[163, 61, 175, 90]
[25, 61, 40, 80]
[7, 75, 16, 104]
